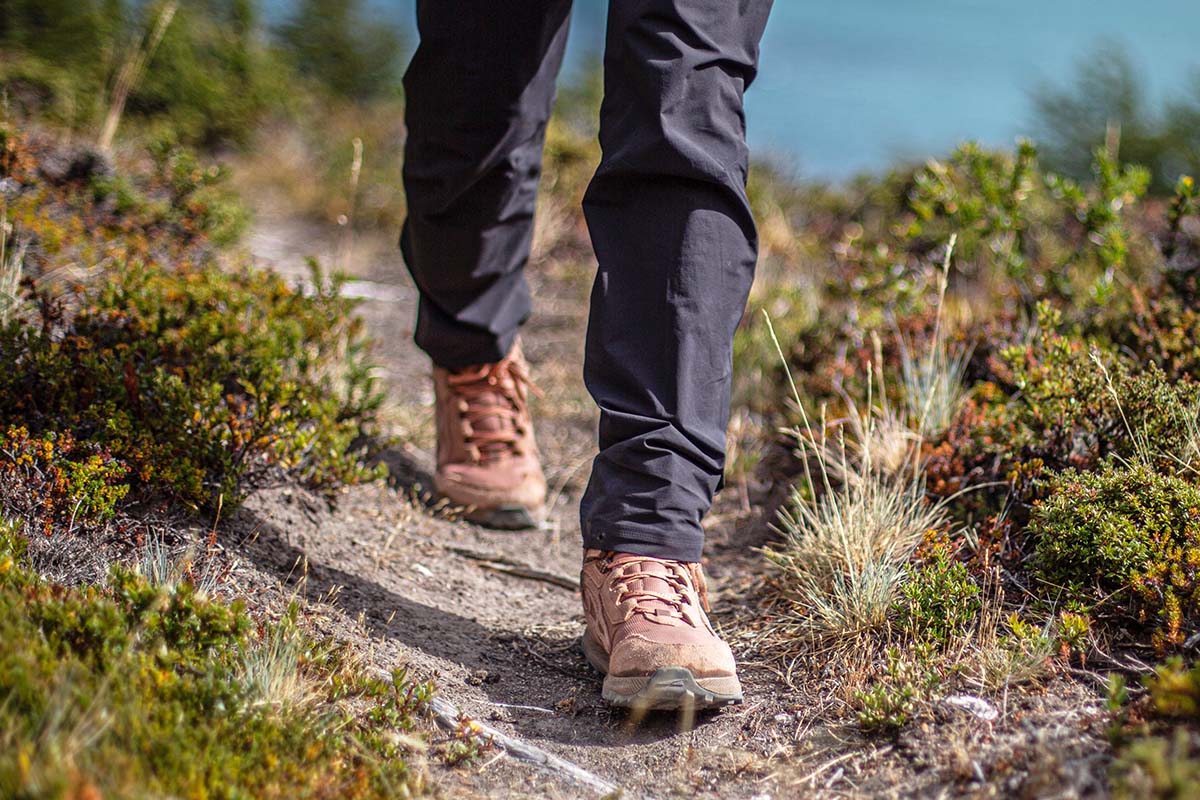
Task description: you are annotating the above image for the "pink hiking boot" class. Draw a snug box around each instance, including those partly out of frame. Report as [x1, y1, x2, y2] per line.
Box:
[580, 549, 742, 710]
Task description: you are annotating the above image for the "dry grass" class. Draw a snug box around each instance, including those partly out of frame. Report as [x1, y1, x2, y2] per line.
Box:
[229, 100, 407, 231]
[98, 2, 178, 152]
[240, 612, 320, 714]
[0, 206, 26, 326]
[899, 235, 973, 440]
[756, 237, 1060, 720]
[761, 315, 948, 648]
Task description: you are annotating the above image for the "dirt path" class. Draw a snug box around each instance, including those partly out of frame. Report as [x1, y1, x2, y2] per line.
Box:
[232, 212, 1112, 799]
[234, 212, 835, 799]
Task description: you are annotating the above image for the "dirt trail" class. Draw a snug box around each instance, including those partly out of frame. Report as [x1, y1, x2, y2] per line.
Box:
[234, 211, 830, 799]
[233, 213, 1111, 799]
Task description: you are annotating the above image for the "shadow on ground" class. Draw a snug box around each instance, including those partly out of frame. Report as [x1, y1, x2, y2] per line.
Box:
[226, 502, 735, 748]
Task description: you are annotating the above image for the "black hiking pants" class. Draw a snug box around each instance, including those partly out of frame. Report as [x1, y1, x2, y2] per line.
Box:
[401, 0, 773, 563]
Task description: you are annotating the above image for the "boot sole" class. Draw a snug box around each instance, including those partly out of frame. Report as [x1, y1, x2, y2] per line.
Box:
[581, 633, 743, 711]
[461, 504, 542, 531]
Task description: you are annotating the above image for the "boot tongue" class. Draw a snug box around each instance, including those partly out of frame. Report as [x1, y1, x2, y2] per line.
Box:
[610, 554, 681, 609]
[471, 391, 514, 454]
[452, 366, 519, 460]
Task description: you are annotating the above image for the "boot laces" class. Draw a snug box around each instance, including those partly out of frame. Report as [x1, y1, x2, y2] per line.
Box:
[447, 355, 541, 464]
[608, 557, 710, 624]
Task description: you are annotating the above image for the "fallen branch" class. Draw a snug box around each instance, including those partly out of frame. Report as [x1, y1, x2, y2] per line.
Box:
[445, 545, 580, 591]
[474, 560, 579, 591]
[424, 692, 619, 796]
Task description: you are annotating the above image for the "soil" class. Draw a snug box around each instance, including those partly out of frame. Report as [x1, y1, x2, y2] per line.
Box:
[213, 209, 1116, 799]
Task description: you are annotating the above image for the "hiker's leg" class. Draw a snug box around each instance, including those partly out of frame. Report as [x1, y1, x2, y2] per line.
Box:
[579, 0, 773, 563]
[401, 0, 572, 370]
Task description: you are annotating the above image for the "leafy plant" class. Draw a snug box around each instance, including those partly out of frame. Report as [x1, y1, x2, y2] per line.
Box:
[854, 647, 940, 735]
[1109, 659, 1200, 799]
[0, 426, 129, 537]
[897, 540, 982, 648]
[1031, 462, 1200, 650]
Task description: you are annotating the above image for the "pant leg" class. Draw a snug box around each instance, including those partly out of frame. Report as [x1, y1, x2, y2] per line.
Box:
[579, 0, 773, 563]
[401, 0, 572, 371]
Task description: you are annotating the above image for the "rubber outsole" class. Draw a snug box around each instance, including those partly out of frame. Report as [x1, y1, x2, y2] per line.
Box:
[602, 667, 743, 711]
[581, 633, 742, 712]
[462, 504, 542, 531]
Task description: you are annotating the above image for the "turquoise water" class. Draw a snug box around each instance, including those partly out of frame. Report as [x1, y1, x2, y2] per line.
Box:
[266, 0, 1200, 181]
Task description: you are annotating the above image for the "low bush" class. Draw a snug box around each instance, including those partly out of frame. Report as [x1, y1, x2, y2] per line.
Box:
[896, 539, 982, 649]
[1030, 462, 1200, 650]
[0, 426, 129, 537]
[1109, 659, 1200, 799]
[0, 126, 384, 518]
[736, 141, 1160, 427]
[2, 260, 383, 511]
[1112, 732, 1200, 800]
[754, 136, 1200, 752]
[997, 310, 1198, 472]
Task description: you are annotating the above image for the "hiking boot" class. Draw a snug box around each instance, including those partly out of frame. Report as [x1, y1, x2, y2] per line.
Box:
[433, 340, 546, 529]
[580, 549, 742, 710]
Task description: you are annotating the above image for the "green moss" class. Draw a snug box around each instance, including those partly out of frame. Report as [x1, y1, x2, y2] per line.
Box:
[1031, 463, 1200, 649]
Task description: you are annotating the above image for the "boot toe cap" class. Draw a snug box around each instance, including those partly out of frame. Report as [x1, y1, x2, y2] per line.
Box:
[608, 632, 737, 679]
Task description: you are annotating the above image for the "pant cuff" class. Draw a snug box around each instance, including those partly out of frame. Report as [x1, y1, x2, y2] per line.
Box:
[581, 523, 704, 563]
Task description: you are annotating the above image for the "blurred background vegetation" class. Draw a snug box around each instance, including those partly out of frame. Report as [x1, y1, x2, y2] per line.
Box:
[1032, 46, 1200, 193]
[4, 0, 1199, 218]
[0, 0, 405, 142]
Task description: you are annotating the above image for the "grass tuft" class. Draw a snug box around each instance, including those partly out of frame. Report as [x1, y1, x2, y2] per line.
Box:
[898, 235, 973, 439]
[240, 609, 320, 713]
[0, 207, 25, 327]
[762, 313, 949, 646]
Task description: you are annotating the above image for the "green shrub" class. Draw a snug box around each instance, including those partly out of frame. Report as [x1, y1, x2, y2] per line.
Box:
[1146, 658, 1200, 719]
[1109, 659, 1200, 799]
[1, 259, 383, 511]
[1055, 610, 1091, 662]
[276, 0, 406, 102]
[0, 126, 383, 515]
[0, 529, 430, 798]
[897, 542, 981, 648]
[1112, 731, 1200, 800]
[0, 0, 293, 147]
[1033, 45, 1200, 194]
[0, 426, 129, 537]
[144, 135, 251, 246]
[738, 142, 1161, 424]
[995, 306, 1199, 475]
[1031, 462, 1200, 649]
[130, 0, 294, 147]
[2, 128, 246, 266]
